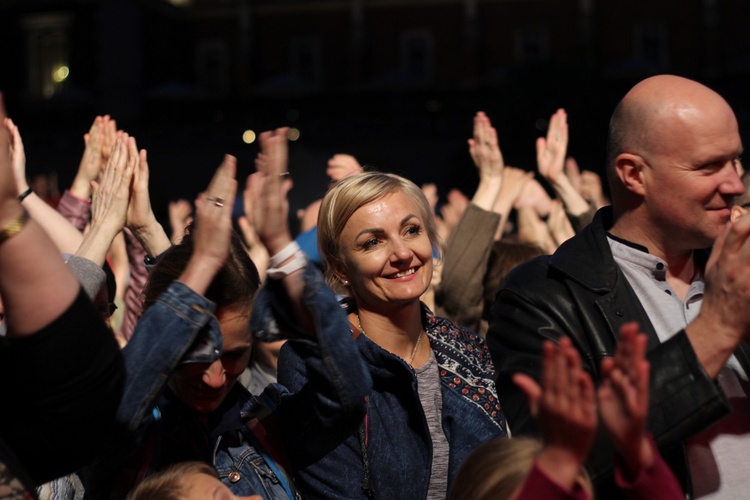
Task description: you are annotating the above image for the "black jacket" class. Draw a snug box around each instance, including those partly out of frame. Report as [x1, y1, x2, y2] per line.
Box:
[487, 206, 749, 498]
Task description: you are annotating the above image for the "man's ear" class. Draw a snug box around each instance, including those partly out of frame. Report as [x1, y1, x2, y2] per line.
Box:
[614, 153, 647, 197]
[731, 205, 746, 223]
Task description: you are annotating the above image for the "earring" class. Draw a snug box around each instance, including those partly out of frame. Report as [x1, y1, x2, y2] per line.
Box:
[342, 280, 349, 286]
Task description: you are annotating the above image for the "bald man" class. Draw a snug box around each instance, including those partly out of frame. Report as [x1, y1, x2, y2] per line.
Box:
[487, 75, 750, 499]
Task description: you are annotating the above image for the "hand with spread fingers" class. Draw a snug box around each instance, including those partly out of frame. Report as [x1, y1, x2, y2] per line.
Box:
[598, 322, 653, 480]
[513, 336, 597, 492]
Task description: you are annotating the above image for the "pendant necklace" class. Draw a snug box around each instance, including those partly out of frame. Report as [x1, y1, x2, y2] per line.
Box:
[357, 314, 423, 366]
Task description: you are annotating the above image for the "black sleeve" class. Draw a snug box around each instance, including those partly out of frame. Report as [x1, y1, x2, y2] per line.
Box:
[0, 289, 124, 485]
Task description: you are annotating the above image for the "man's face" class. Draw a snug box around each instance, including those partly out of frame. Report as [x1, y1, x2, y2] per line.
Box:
[640, 101, 744, 250]
[168, 308, 252, 414]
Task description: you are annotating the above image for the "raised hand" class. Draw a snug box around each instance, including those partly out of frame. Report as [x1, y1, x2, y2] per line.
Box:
[686, 211, 750, 378]
[4, 118, 29, 195]
[101, 115, 118, 163]
[536, 109, 568, 184]
[598, 322, 653, 479]
[125, 139, 171, 257]
[90, 136, 136, 231]
[492, 166, 534, 239]
[168, 199, 193, 243]
[468, 111, 504, 180]
[326, 153, 362, 183]
[514, 177, 552, 218]
[513, 336, 597, 490]
[192, 156, 237, 273]
[565, 157, 582, 193]
[468, 112, 505, 211]
[0, 96, 17, 208]
[250, 128, 294, 256]
[546, 199, 575, 247]
[71, 116, 105, 199]
[240, 172, 270, 279]
[580, 170, 609, 209]
[439, 188, 469, 238]
[75, 135, 137, 267]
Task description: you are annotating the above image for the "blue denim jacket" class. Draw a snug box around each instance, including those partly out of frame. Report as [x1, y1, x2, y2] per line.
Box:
[83, 264, 371, 499]
[278, 302, 508, 500]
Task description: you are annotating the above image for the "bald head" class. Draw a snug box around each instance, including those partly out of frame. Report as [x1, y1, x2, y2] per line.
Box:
[606, 75, 737, 194]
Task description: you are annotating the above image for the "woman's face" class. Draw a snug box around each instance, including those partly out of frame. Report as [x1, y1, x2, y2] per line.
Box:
[168, 308, 253, 414]
[337, 190, 433, 310]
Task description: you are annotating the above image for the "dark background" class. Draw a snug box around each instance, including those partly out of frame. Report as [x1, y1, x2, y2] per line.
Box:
[1, 0, 748, 235]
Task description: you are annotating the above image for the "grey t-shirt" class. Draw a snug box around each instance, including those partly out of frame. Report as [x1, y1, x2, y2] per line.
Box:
[415, 349, 450, 499]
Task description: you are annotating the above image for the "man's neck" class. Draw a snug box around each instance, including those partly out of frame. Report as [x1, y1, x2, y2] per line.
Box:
[609, 218, 698, 301]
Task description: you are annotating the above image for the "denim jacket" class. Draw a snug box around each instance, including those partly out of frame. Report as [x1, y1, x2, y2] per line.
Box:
[82, 264, 371, 499]
[278, 302, 508, 500]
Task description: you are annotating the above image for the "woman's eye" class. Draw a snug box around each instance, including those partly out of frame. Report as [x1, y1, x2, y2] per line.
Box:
[405, 225, 422, 236]
[362, 238, 379, 250]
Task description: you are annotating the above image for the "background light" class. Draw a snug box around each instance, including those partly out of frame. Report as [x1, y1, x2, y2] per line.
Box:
[242, 130, 256, 144]
[53, 65, 69, 83]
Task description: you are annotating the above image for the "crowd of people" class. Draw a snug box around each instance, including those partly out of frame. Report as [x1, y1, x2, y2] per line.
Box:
[0, 72, 748, 500]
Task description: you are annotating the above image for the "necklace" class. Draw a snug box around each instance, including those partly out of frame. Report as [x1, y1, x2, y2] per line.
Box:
[357, 314, 424, 366]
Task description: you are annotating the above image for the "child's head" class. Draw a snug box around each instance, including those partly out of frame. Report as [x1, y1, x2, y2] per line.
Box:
[127, 461, 261, 500]
[450, 437, 593, 500]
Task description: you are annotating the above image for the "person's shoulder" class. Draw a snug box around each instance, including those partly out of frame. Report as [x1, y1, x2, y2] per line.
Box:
[427, 312, 492, 361]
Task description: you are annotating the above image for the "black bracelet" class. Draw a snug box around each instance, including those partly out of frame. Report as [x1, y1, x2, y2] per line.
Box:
[18, 188, 32, 202]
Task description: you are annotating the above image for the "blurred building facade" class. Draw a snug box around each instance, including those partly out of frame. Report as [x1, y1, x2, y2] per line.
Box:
[0, 0, 748, 220]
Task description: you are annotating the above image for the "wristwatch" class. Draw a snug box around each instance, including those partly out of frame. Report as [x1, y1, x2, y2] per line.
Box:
[0, 208, 30, 245]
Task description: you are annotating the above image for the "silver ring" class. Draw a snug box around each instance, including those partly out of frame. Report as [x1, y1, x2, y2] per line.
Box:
[207, 196, 225, 207]
[279, 171, 290, 178]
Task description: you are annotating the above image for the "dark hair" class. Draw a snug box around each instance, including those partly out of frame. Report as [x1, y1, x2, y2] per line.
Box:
[484, 241, 546, 313]
[142, 224, 261, 315]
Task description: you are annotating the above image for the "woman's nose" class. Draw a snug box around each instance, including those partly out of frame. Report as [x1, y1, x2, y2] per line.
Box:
[390, 240, 413, 261]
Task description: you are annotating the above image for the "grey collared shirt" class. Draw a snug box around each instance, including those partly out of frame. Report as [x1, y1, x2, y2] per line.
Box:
[608, 235, 746, 379]
[609, 235, 750, 499]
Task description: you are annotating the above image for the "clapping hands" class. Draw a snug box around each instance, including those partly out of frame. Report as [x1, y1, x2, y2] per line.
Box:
[514, 323, 655, 488]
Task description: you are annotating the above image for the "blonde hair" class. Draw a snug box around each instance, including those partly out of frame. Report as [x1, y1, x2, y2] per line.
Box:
[317, 171, 443, 295]
[126, 461, 218, 500]
[450, 437, 594, 500]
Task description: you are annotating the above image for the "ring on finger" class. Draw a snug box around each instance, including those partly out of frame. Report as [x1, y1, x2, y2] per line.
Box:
[207, 196, 225, 207]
